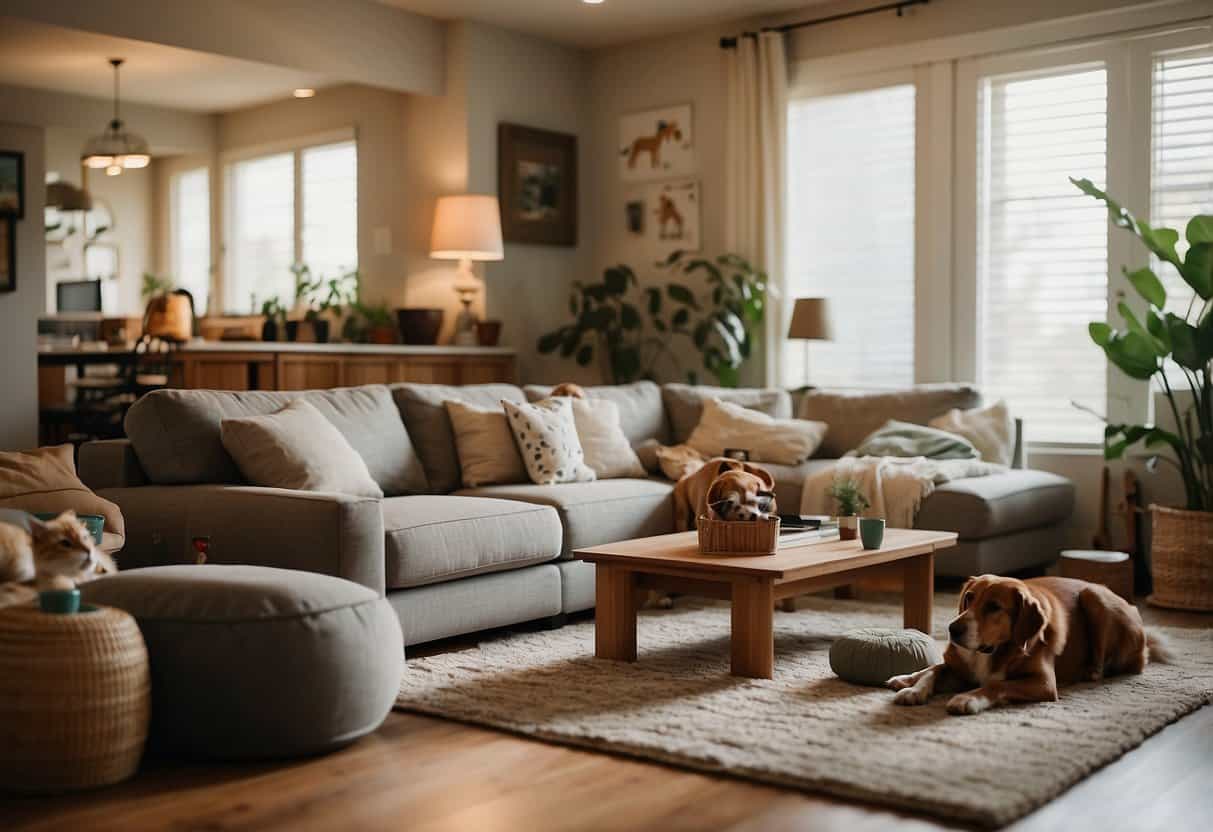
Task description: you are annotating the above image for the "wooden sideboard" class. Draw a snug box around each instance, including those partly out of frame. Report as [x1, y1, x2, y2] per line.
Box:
[176, 344, 517, 391]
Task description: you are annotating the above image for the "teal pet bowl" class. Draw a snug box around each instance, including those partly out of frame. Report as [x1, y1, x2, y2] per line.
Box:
[33, 512, 104, 546]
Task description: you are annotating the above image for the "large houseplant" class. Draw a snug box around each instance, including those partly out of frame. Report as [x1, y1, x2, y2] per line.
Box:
[537, 251, 768, 386]
[1074, 177, 1213, 610]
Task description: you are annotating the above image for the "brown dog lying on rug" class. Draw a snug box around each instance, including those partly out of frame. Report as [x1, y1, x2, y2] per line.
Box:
[887, 575, 1170, 715]
[672, 458, 777, 532]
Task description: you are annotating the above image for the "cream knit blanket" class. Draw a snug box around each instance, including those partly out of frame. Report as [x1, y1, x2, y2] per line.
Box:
[799, 456, 1005, 527]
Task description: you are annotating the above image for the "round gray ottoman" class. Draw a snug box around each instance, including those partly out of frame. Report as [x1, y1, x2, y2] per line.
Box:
[829, 627, 942, 686]
[82, 565, 403, 760]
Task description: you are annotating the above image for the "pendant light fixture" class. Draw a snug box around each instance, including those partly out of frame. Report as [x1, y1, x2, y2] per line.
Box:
[81, 58, 151, 176]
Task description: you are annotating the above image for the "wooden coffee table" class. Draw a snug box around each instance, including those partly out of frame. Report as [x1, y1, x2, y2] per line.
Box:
[575, 528, 957, 679]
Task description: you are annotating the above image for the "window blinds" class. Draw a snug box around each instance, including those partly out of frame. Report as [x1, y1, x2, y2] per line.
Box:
[785, 83, 916, 389]
[977, 66, 1109, 443]
[171, 167, 210, 314]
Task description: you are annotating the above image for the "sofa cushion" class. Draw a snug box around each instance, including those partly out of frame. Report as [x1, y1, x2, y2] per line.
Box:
[662, 384, 792, 444]
[524, 380, 668, 446]
[390, 383, 526, 493]
[125, 386, 425, 495]
[0, 444, 125, 546]
[915, 470, 1075, 540]
[382, 495, 561, 590]
[456, 479, 674, 558]
[799, 384, 982, 459]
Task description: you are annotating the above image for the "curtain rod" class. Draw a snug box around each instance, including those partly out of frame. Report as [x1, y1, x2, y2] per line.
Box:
[719, 0, 929, 49]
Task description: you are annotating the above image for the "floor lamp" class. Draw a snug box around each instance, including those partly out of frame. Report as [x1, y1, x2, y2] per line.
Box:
[787, 297, 833, 390]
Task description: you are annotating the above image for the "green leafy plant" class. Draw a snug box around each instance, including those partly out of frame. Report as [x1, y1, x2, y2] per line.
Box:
[1073, 177, 1213, 511]
[536, 251, 768, 386]
[260, 297, 287, 324]
[342, 300, 395, 343]
[292, 264, 358, 321]
[141, 272, 174, 300]
[825, 479, 870, 517]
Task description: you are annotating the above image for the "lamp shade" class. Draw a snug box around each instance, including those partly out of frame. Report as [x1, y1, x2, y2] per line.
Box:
[787, 297, 834, 341]
[430, 195, 504, 261]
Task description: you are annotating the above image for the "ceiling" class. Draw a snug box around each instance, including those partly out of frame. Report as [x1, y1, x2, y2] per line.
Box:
[375, 0, 821, 49]
[0, 16, 332, 113]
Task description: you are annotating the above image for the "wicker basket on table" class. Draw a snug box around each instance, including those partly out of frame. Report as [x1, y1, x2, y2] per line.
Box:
[697, 515, 781, 555]
[1149, 505, 1213, 612]
[0, 603, 150, 793]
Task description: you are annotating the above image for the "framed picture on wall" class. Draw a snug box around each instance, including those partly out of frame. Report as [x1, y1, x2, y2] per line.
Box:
[0, 151, 24, 218]
[618, 104, 694, 183]
[498, 123, 578, 247]
[0, 218, 15, 293]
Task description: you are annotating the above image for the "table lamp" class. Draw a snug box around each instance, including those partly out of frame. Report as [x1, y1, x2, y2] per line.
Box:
[787, 297, 834, 389]
[429, 195, 504, 346]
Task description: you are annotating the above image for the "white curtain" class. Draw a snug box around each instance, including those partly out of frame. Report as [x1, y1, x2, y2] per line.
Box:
[724, 31, 788, 387]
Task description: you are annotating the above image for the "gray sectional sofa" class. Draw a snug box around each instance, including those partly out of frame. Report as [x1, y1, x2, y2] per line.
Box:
[79, 380, 1075, 647]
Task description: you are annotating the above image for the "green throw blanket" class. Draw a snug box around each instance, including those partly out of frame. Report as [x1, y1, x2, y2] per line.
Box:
[852, 419, 979, 460]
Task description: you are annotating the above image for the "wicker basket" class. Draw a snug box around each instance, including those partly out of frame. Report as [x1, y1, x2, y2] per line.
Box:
[1148, 505, 1213, 612]
[697, 515, 780, 555]
[0, 603, 150, 793]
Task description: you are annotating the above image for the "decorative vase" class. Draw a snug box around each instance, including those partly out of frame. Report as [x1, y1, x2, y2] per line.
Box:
[261, 320, 279, 342]
[1148, 505, 1213, 611]
[0, 604, 150, 792]
[838, 515, 858, 541]
[476, 320, 503, 347]
[396, 309, 444, 345]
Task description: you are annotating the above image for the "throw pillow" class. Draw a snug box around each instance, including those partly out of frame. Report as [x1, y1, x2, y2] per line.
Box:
[662, 383, 793, 444]
[220, 399, 384, 499]
[0, 444, 126, 548]
[929, 400, 1015, 465]
[852, 419, 979, 460]
[685, 398, 828, 465]
[502, 398, 596, 485]
[564, 398, 647, 479]
[444, 400, 528, 487]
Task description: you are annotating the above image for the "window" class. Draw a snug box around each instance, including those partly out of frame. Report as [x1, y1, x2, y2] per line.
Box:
[1151, 45, 1213, 337]
[976, 65, 1109, 444]
[170, 167, 211, 314]
[224, 138, 357, 312]
[785, 82, 916, 388]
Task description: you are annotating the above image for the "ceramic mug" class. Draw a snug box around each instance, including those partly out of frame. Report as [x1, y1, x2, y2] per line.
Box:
[859, 517, 886, 550]
[39, 589, 81, 614]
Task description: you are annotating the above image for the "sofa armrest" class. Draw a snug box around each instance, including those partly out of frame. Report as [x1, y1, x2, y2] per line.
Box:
[99, 485, 385, 593]
[80, 440, 147, 490]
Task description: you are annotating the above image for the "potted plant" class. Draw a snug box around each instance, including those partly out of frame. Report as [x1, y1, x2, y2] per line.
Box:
[536, 251, 769, 386]
[342, 301, 397, 344]
[260, 297, 286, 342]
[826, 479, 870, 541]
[1074, 177, 1213, 610]
[288, 265, 356, 343]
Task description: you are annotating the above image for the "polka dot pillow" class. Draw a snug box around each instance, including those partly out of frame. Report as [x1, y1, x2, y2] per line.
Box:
[502, 398, 596, 485]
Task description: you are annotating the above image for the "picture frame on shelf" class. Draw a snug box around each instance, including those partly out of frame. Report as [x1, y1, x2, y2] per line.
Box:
[498, 123, 578, 247]
[0, 217, 15, 293]
[0, 150, 24, 218]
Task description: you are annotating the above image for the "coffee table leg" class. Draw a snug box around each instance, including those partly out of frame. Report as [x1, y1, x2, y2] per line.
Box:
[731, 578, 775, 678]
[903, 552, 934, 634]
[595, 564, 637, 662]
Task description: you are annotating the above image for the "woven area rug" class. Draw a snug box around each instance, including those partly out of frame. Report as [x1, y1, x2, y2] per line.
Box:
[395, 594, 1213, 828]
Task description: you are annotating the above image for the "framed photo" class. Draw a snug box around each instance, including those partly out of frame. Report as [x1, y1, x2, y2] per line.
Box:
[0, 217, 15, 293]
[0, 151, 24, 218]
[624, 178, 701, 259]
[498, 123, 577, 246]
[618, 105, 695, 183]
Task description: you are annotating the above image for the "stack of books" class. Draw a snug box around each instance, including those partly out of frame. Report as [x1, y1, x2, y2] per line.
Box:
[777, 515, 840, 547]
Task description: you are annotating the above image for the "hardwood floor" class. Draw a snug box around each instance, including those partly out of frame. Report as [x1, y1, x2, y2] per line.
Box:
[3, 600, 1210, 832]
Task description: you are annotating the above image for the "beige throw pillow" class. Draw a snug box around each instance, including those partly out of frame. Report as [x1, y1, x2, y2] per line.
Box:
[502, 398, 596, 485]
[929, 401, 1015, 465]
[220, 399, 383, 498]
[445, 400, 528, 487]
[686, 398, 828, 465]
[565, 398, 647, 479]
[0, 444, 126, 545]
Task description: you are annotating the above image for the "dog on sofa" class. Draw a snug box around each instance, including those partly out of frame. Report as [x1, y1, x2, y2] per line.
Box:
[672, 458, 777, 532]
[886, 574, 1170, 715]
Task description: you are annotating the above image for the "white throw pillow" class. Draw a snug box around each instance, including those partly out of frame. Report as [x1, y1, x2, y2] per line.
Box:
[502, 398, 596, 485]
[564, 398, 647, 479]
[929, 400, 1015, 465]
[444, 400, 528, 487]
[220, 399, 383, 498]
[686, 398, 828, 465]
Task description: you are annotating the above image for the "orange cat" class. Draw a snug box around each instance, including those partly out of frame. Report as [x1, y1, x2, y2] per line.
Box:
[0, 511, 115, 607]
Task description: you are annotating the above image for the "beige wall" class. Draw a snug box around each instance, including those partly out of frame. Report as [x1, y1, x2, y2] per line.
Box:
[0, 122, 45, 450]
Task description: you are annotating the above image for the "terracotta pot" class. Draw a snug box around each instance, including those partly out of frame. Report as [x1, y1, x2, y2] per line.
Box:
[143, 293, 193, 342]
[396, 308, 444, 345]
[368, 325, 398, 345]
[1148, 505, 1213, 611]
[476, 320, 503, 347]
[838, 515, 858, 541]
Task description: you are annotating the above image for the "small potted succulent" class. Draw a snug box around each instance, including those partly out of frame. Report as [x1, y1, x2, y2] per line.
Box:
[826, 479, 870, 541]
[260, 297, 287, 342]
